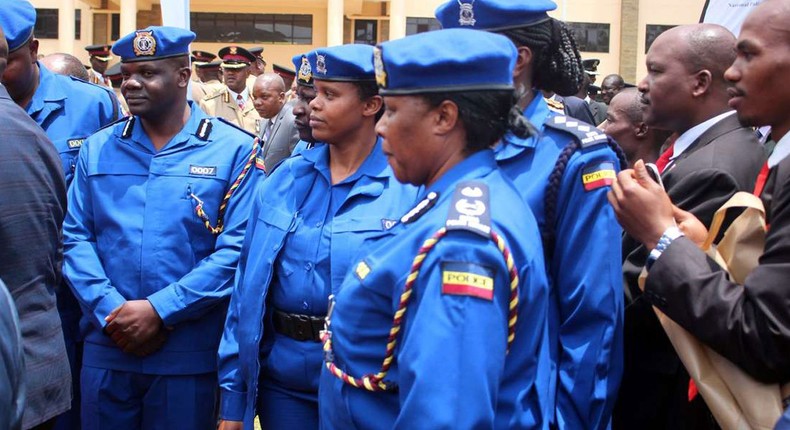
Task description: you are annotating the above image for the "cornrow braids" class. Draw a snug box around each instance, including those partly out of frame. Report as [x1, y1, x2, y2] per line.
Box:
[543, 136, 626, 256]
[499, 18, 585, 97]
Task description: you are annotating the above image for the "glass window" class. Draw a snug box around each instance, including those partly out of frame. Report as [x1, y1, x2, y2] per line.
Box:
[75, 9, 82, 40]
[646, 24, 677, 53]
[405, 17, 440, 36]
[354, 20, 377, 45]
[567, 22, 610, 53]
[191, 13, 313, 44]
[111, 13, 120, 41]
[34, 9, 58, 39]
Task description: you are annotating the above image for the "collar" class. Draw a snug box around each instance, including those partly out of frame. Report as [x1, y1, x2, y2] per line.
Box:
[423, 149, 497, 199]
[27, 62, 67, 114]
[671, 110, 736, 160]
[123, 102, 209, 152]
[497, 95, 549, 158]
[228, 87, 249, 102]
[769, 131, 790, 168]
[584, 95, 591, 104]
[299, 136, 390, 182]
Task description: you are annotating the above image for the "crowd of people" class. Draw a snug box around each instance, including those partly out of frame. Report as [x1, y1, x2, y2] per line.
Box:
[1, 0, 789, 429]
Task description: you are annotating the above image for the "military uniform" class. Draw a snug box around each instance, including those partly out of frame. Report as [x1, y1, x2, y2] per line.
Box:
[62, 26, 261, 430]
[200, 88, 260, 135]
[435, 2, 625, 429]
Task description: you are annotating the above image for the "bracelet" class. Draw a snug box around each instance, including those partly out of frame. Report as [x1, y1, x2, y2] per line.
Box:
[646, 226, 684, 270]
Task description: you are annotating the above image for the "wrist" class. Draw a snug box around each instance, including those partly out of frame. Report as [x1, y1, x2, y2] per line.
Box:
[646, 225, 684, 270]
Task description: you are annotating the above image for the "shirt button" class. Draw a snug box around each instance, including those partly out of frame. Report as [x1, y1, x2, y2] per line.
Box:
[272, 244, 279, 251]
[315, 221, 323, 228]
[305, 262, 313, 271]
[302, 301, 309, 310]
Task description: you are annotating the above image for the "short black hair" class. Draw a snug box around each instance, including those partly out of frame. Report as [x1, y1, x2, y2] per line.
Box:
[353, 80, 383, 121]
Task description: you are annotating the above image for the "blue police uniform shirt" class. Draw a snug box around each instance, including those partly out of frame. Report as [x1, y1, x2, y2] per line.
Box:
[217, 140, 418, 426]
[319, 150, 553, 429]
[28, 62, 120, 186]
[62, 102, 260, 375]
[497, 95, 624, 429]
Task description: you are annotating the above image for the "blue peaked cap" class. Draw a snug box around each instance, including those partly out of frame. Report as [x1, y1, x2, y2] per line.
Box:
[435, 0, 557, 31]
[307, 44, 376, 82]
[112, 26, 195, 63]
[374, 28, 516, 95]
[0, 0, 36, 52]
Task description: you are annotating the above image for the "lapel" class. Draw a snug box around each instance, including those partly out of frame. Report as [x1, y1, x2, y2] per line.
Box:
[675, 113, 741, 164]
[262, 106, 289, 157]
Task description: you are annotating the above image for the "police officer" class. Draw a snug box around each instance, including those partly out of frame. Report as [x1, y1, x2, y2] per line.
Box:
[200, 46, 261, 135]
[63, 26, 260, 430]
[290, 51, 323, 155]
[436, 1, 625, 429]
[104, 62, 129, 116]
[217, 44, 418, 430]
[0, 3, 121, 428]
[319, 28, 551, 429]
[191, 50, 216, 82]
[246, 46, 265, 90]
[85, 43, 113, 87]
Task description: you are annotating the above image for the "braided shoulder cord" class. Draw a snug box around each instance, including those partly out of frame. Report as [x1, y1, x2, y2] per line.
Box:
[191, 137, 261, 235]
[321, 226, 520, 392]
[543, 140, 579, 255]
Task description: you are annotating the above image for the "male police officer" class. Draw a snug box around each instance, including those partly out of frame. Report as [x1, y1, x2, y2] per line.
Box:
[201, 45, 261, 135]
[63, 26, 260, 430]
[84, 44, 112, 87]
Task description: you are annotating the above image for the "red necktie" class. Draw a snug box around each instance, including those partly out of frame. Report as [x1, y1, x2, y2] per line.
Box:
[753, 161, 770, 197]
[236, 94, 245, 110]
[656, 143, 675, 173]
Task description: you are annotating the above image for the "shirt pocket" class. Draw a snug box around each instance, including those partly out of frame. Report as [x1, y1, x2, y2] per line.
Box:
[331, 216, 398, 288]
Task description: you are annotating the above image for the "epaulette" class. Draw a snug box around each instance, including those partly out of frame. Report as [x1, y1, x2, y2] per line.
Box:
[544, 97, 565, 114]
[214, 117, 258, 139]
[400, 191, 439, 225]
[544, 115, 609, 149]
[202, 89, 224, 101]
[121, 116, 136, 138]
[445, 181, 491, 237]
[91, 115, 131, 135]
[196, 118, 213, 141]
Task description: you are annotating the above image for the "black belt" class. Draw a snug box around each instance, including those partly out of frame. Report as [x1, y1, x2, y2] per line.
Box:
[272, 310, 325, 342]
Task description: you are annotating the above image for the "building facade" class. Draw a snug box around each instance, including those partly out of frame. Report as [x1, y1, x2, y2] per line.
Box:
[30, 0, 706, 84]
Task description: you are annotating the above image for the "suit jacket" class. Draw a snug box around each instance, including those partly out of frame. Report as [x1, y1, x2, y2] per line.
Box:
[0, 84, 71, 428]
[558, 95, 597, 125]
[588, 99, 608, 126]
[0, 278, 24, 430]
[259, 101, 299, 174]
[614, 112, 765, 430]
[645, 152, 790, 383]
[199, 87, 261, 135]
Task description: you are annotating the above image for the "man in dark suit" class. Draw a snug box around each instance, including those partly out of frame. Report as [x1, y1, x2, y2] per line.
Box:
[0, 23, 71, 430]
[0, 278, 25, 430]
[613, 23, 765, 430]
[252, 73, 299, 174]
[610, 0, 790, 425]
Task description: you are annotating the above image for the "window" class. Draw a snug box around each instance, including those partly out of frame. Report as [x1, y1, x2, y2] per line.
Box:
[190, 13, 313, 44]
[111, 13, 120, 41]
[75, 9, 81, 40]
[646, 24, 676, 53]
[34, 9, 58, 39]
[406, 17, 440, 35]
[567, 22, 610, 53]
[354, 20, 378, 45]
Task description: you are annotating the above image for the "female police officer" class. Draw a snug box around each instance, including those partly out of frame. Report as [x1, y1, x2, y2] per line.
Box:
[318, 28, 552, 429]
[435, 2, 626, 428]
[217, 44, 418, 430]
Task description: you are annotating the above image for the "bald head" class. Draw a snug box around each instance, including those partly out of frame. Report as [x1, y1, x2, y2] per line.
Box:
[40, 53, 90, 81]
[671, 24, 737, 86]
[256, 73, 286, 93]
[612, 88, 642, 124]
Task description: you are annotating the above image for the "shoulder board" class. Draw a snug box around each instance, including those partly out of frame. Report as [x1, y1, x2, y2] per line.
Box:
[91, 115, 130, 135]
[401, 191, 439, 224]
[202, 90, 224, 101]
[196, 118, 213, 141]
[445, 181, 491, 237]
[544, 115, 609, 149]
[545, 97, 564, 113]
[214, 117, 258, 139]
[121, 116, 136, 138]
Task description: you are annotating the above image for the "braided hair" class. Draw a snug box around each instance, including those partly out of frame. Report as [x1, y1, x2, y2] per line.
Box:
[499, 18, 584, 97]
[422, 90, 535, 153]
[542, 136, 627, 255]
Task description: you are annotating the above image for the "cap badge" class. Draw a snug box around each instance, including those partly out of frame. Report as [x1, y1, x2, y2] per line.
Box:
[298, 56, 312, 83]
[458, 0, 476, 26]
[373, 48, 387, 88]
[133, 30, 156, 57]
[316, 54, 327, 75]
[230, 46, 237, 55]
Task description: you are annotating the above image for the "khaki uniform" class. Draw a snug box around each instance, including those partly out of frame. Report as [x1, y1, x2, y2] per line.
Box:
[193, 79, 225, 103]
[88, 69, 111, 88]
[246, 74, 258, 92]
[199, 87, 261, 135]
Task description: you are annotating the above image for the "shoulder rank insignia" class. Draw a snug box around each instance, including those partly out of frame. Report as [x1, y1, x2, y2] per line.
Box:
[544, 97, 565, 114]
[196, 118, 212, 141]
[401, 191, 439, 224]
[545, 115, 609, 149]
[354, 260, 371, 281]
[445, 181, 491, 237]
[581, 161, 616, 192]
[121, 116, 136, 138]
[441, 262, 494, 301]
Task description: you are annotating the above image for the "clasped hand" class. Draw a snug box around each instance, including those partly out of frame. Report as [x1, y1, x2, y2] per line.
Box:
[105, 300, 168, 357]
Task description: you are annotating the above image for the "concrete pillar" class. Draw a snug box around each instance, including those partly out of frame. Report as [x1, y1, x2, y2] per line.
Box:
[120, 0, 137, 38]
[58, 0, 75, 54]
[327, 0, 344, 47]
[619, 0, 639, 83]
[389, 0, 406, 41]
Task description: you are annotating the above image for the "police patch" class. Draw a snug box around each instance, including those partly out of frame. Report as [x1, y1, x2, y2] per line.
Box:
[355, 260, 371, 281]
[441, 262, 494, 300]
[373, 47, 387, 88]
[446, 181, 491, 237]
[316, 54, 327, 75]
[189, 165, 217, 177]
[67, 138, 85, 149]
[581, 161, 616, 191]
[133, 30, 156, 57]
[298, 56, 312, 84]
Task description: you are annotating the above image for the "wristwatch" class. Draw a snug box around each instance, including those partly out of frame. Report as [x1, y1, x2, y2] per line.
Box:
[646, 226, 684, 270]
